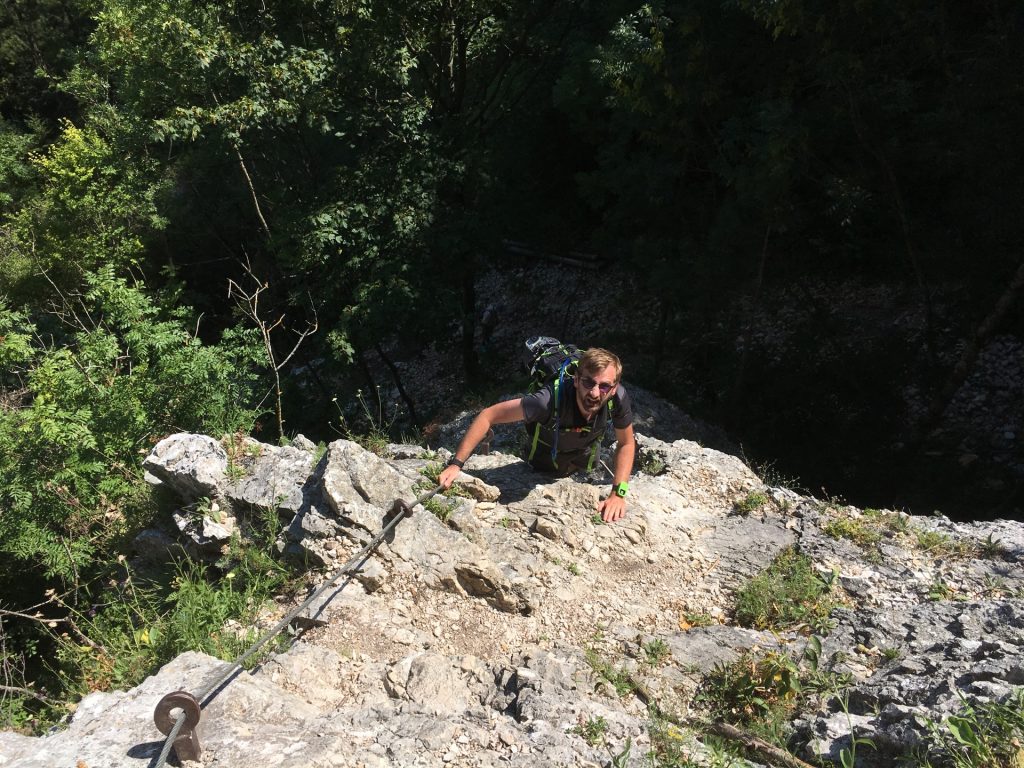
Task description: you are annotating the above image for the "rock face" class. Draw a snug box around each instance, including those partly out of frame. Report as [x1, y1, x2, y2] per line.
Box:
[3, 430, 1023, 767]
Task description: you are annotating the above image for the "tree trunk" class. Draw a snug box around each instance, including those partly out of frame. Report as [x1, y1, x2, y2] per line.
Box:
[653, 299, 671, 381]
[461, 265, 480, 385]
[375, 343, 420, 428]
[910, 257, 1024, 443]
[728, 226, 771, 429]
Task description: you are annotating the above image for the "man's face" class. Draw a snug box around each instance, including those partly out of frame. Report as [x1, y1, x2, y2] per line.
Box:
[575, 365, 618, 418]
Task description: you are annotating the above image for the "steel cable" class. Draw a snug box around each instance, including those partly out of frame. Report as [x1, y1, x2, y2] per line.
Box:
[151, 484, 442, 767]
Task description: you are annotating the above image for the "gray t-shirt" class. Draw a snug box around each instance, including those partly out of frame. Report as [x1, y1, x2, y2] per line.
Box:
[520, 380, 633, 472]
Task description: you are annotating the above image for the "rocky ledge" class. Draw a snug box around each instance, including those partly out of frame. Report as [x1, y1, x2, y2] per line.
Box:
[1, 423, 1021, 767]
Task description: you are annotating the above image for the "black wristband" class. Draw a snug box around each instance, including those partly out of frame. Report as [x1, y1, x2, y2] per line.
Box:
[447, 457, 465, 469]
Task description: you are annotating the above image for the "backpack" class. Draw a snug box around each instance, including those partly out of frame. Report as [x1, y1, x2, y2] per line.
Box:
[521, 336, 613, 470]
[523, 336, 581, 393]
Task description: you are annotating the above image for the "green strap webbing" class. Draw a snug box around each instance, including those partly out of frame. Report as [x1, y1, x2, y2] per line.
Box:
[550, 374, 563, 466]
[585, 400, 615, 471]
[528, 422, 541, 461]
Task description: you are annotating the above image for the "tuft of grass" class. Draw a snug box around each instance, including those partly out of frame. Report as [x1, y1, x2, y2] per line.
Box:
[421, 495, 456, 523]
[978, 534, 1005, 559]
[733, 547, 838, 633]
[823, 516, 883, 547]
[643, 638, 670, 667]
[823, 507, 913, 551]
[915, 529, 951, 553]
[584, 646, 635, 698]
[570, 715, 608, 747]
[928, 578, 957, 601]
[733, 490, 770, 516]
[414, 465, 468, 523]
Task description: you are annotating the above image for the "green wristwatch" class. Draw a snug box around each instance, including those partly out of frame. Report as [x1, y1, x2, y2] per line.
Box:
[613, 481, 629, 498]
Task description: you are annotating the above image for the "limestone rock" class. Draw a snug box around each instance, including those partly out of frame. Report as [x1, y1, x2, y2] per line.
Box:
[143, 433, 228, 499]
[11, 422, 1024, 768]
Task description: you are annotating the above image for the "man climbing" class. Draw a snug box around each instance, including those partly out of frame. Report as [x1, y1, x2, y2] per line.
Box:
[438, 347, 636, 522]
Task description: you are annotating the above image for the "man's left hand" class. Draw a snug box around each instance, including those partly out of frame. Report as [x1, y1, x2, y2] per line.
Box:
[597, 493, 626, 523]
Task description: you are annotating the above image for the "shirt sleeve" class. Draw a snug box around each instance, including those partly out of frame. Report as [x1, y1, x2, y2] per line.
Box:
[520, 386, 554, 425]
[611, 384, 634, 429]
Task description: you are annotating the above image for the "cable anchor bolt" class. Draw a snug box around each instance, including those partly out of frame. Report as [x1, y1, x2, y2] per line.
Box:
[154, 690, 202, 762]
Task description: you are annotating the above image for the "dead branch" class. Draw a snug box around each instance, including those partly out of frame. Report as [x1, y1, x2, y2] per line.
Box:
[235, 146, 272, 239]
[708, 723, 818, 768]
[227, 260, 318, 440]
[0, 684, 60, 706]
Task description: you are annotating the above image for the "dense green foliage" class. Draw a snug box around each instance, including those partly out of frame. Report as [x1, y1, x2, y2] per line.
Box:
[1, 0, 1021, 731]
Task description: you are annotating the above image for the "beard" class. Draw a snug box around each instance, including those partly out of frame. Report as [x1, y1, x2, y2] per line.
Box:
[580, 392, 604, 415]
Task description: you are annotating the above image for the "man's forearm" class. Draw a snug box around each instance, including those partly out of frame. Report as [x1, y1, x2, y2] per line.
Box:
[613, 438, 635, 485]
[453, 412, 495, 462]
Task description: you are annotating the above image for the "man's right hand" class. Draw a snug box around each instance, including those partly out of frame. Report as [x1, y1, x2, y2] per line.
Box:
[438, 463, 462, 490]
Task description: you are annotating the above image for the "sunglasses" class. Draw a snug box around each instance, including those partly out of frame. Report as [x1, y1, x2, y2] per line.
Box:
[576, 374, 616, 394]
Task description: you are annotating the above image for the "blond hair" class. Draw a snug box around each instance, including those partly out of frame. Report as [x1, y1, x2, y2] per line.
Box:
[579, 348, 622, 383]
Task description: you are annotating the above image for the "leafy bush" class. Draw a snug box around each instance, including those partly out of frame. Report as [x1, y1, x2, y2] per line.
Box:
[0, 272, 260, 583]
[0, 272, 267, 728]
[696, 639, 851, 752]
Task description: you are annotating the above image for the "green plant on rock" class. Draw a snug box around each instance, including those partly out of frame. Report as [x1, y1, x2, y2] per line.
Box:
[928, 578, 956, 601]
[916, 689, 1024, 768]
[733, 490, 770, 516]
[313, 441, 328, 464]
[422, 496, 456, 523]
[333, 387, 399, 457]
[584, 646, 635, 698]
[915, 529, 951, 553]
[418, 463, 472, 500]
[638, 449, 667, 476]
[978, 534, 1005, 559]
[571, 714, 608, 747]
[193, 497, 222, 524]
[822, 507, 914, 554]
[681, 611, 715, 628]
[733, 547, 839, 633]
[646, 714, 700, 767]
[643, 638, 670, 667]
[878, 509, 912, 534]
[836, 690, 876, 768]
[822, 516, 883, 547]
[697, 650, 802, 747]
